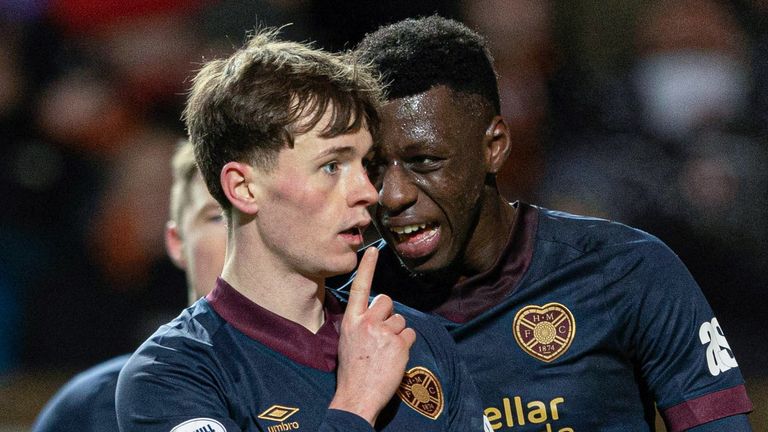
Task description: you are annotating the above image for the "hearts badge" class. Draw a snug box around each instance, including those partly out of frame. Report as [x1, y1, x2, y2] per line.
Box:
[397, 366, 444, 420]
[513, 302, 576, 362]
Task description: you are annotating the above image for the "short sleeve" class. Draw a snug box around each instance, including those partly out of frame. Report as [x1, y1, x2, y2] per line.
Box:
[116, 341, 241, 432]
[607, 238, 752, 431]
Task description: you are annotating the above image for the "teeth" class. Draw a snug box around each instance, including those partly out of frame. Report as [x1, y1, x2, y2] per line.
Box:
[391, 223, 427, 235]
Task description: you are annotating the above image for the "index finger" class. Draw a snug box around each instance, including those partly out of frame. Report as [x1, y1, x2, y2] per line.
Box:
[346, 247, 379, 315]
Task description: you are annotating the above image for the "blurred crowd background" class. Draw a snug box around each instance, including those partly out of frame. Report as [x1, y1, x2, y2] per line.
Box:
[0, 0, 766, 429]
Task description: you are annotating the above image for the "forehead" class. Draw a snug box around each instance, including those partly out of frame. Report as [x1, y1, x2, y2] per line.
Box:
[382, 86, 475, 140]
[291, 106, 374, 154]
[380, 86, 475, 149]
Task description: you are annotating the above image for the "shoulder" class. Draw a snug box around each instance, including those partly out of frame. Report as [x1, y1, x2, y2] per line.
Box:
[32, 354, 131, 432]
[392, 301, 452, 345]
[532, 205, 681, 273]
[144, 300, 223, 348]
[43, 354, 130, 408]
[535, 206, 663, 253]
[120, 300, 227, 379]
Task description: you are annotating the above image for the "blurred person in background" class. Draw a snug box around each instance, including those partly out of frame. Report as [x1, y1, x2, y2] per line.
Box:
[349, 15, 753, 431]
[31, 140, 227, 432]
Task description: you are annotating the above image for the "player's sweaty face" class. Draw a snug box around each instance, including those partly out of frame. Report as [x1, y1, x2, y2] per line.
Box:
[371, 86, 488, 274]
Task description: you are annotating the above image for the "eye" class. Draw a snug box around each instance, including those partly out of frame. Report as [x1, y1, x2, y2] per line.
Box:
[413, 156, 437, 164]
[207, 214, 224, 223]
[408, 154, 443, 172]
[321, 161, 339, 175]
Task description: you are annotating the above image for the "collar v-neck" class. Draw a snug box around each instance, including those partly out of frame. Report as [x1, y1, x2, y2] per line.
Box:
[206, 278, 344, 372]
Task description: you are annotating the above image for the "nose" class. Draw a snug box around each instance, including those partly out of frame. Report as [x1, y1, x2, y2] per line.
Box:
[378, 161, 416, 214]
[349, 163, 378, 207]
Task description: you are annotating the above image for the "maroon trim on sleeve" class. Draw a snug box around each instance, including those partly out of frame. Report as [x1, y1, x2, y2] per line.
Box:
[206, 278, 344, 372]
[661, 384, 753, 432]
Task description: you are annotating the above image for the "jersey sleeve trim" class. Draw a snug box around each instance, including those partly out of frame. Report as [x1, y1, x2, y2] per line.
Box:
[661, 384, 753, 432]
[320, 409, 375, 432]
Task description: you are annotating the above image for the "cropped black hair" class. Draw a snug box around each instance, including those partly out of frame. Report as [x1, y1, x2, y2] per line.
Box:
[355, 15, 500, 115]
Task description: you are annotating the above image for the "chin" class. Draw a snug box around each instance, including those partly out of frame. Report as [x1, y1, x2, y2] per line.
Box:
[323, 254, 358, 277]
[400, 255, 449, 279]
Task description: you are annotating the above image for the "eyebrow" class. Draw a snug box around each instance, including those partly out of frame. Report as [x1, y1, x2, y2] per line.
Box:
[313, 144, 371, 161]
[401, 141, 441, 154]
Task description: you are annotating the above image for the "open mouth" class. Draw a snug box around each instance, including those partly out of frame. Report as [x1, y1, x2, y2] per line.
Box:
[390, 222, 437, 241]
[388, 223, 440, 259]
[340, 227, 361, 236]
[338, 226, 364, 246]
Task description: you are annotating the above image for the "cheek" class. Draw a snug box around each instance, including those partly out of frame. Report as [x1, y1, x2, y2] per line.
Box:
[430, 163, 485, 213]
[271, 177, 325, 212]
[187, 231, 226, 276]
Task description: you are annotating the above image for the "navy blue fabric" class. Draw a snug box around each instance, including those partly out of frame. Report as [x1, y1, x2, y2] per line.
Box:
[32, 354, 131, 432]
[345, 203, 752, 431]
[116, 288, 484, 431]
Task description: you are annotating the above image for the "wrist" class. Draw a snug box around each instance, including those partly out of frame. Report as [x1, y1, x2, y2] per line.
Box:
[328, 393, 378, 426]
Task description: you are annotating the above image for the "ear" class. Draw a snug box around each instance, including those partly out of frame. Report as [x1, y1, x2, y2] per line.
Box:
[484, 115, 512, 174]
[165, 220, 187, 270]
[221, 161, 260, 215]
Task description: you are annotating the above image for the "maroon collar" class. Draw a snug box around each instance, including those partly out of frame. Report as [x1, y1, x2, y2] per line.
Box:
[206, 278, 344, 372]
[370, 202, 538, 323]
[429, 202, 538, 322]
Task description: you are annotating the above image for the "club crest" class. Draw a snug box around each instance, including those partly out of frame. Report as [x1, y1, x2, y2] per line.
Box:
[513, 302, 575, 362]
[397, 366, 444, 420]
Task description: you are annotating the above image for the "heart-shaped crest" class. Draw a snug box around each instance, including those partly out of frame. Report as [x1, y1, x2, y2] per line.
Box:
[396, 366, 444, 420]
[513, 302, 575, 362]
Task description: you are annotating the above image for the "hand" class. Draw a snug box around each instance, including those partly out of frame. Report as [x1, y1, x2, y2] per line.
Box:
[329, 247, 417, 425]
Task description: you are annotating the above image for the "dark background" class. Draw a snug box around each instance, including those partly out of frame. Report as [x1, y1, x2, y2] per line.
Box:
[1, 0, 766, 429]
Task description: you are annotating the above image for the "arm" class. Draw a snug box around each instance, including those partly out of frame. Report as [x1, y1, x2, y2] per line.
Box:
[687, 415, 752, 431]
[609, 237, 753, 432]
[115, 349, 243, 432]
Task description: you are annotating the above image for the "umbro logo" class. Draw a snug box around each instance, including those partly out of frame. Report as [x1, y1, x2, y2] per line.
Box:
[258, 405, 300, 422]
[258, 405, 301, 432]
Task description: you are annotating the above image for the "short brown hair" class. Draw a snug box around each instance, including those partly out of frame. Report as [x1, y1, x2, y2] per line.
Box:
[183, 28, 382, 212]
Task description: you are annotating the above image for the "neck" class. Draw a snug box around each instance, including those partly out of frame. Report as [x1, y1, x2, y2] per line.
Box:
[460, 191, 516, 277]
[221, 226, 327, 333]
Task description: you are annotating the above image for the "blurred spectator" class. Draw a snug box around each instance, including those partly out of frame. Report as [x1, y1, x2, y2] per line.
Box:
[632, 0, 751, 140]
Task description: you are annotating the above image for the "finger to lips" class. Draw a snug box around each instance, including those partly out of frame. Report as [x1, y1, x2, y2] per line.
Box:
[347, 247, 378, 316]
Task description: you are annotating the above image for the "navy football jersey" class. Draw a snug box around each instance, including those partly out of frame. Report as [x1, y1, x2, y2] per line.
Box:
[32, 354, 130, 432]
[353, 203, 752, 431]
[116, 278, 483, 432]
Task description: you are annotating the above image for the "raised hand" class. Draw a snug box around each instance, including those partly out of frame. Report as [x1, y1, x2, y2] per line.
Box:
[329, 247, 417, 425]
